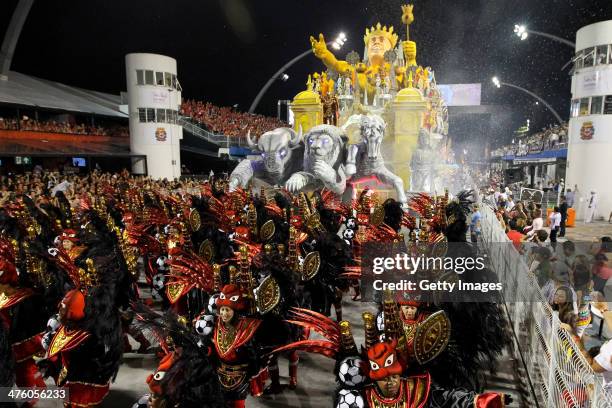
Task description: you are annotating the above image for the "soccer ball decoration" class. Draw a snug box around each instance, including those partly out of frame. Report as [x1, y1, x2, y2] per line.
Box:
[131, 394, 150, 408]
[152, 273, 166, 291]
[342, 217, 356, 247]
[156, 256, 168, 270]
[194, 314, 215, 336]
[41, 331, 53, 350]
[343, 228, 355, 240]
[336, 389, 365, 408]
[151, 288, 163, 302]
[208, 293, 220, 314]
[338, 357, 366, 387]
[345, 217, 357, 230]
[47, 314, 61, 332]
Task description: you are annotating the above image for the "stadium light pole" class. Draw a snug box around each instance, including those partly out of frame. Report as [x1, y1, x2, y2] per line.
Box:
[248, 33, 347, 114]
[513, 24, 575, 49]
[492, 76, 564, 125]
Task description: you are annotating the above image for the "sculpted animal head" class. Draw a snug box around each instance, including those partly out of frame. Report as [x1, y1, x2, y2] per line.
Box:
[360, 114, 385, 159]
[247, 127, 302, 176]
[303, 124, 345, 169]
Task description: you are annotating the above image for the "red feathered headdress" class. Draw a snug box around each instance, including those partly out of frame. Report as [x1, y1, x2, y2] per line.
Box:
[216, 284, 248, 312]
[395, 290, 422, 307]
[60, 229, 79, 242]
[366, 339, 403, 381]
[147, 352, 176, 395]
[60, 289, 86, 322]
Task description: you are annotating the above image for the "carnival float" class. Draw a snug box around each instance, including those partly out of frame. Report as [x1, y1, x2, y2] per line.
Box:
[230, 3, 457, 201]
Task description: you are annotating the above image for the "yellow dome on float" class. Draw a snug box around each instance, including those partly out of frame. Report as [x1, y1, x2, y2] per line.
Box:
[292, 89, 321, 105]
[394, 87, 423, 103]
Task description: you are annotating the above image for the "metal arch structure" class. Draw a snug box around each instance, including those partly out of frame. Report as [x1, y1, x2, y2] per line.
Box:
[248, 48, 313, 114]
[499, 81, 565, 125]
[248, 41, 335, 114]
[0, 0, 35, 79]
[525, 29, 575, 49]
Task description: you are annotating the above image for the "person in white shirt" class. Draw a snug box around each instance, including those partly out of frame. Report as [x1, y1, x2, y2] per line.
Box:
[505, 196, 515, 211]
[549, 206, 561, 248]
[586, 191, 598, 223]
[525, 209, 544, 237]
[493, 188, 502, 204]
[549, 132, 559, 148]
[592, 340, 612, 391]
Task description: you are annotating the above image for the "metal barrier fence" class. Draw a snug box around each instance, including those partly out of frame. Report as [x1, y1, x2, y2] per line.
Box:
[478, 202, 612, 407]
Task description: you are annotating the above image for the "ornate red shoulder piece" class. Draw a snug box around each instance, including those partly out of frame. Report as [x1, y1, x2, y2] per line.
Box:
[475, 392, 506, 408]
[47, 325, 91, 358]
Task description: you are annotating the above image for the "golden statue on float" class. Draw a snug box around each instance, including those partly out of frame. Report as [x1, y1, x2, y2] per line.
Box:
[290, 4, 451, 192]
[309, 4, 418, 103]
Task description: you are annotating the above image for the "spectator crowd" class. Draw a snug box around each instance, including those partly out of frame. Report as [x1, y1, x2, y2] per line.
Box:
[481, 185, 612, 388]
[1, 100, 290, 140]
[491, 122, 568, 158]
[0, 116, 129, 137]
[180, 99, 286, 138]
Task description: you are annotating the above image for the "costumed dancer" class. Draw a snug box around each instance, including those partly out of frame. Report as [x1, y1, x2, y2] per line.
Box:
[37, 230, 125, 407]
[362, 338, 509, 408]
[295, 192, 351, 321]
[272, 306, 511, 408]
[0, 199, 69, 401]
[0, 237, 47, 392]
[211, 284, 262, 408]
[252, 243, 302, 393]
[168, 243, 264, 408]
[131, 304, 225, 408]
[414, 191, 512, 390]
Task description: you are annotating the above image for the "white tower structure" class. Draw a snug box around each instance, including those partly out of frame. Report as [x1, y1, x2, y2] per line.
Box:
[566, 21, 612, 220]
[125, 53, 182, 179]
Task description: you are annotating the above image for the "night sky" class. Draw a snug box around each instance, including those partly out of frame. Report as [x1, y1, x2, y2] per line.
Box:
[1, 0, 611, 149]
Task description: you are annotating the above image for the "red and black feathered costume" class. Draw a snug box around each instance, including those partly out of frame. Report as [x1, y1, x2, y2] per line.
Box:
[0, 237, 48, 391]
[132, 303, 225, 408]
[41, 288, 114, 407]
[423, 191, 512, 390]
[38, 226, 126, 408]
[211, 284, 262, 408]
[272, 307, 510, 408]
[250, 245, 302, 393]
[363, 340, 508, 408]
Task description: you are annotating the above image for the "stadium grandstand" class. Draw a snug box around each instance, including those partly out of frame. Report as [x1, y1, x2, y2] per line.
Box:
[180, 99, 286, 138]
[489, 122, 568, 189]
[0, 70, 139, 174]
[0, 70, 286, 177]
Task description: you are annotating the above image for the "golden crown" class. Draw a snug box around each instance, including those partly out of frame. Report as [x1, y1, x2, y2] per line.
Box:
[364, 23, 398, 48]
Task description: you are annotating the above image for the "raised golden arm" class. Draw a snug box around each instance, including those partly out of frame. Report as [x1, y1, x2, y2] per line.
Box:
[309, 33, 352, 75]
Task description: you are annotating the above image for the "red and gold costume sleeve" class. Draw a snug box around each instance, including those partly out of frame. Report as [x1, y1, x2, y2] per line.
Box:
[0, 286, 33, 310]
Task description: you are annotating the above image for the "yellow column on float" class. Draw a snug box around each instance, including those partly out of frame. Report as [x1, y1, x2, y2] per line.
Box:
[290, 89, 323, 133]
[389, 87, 427, 189]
